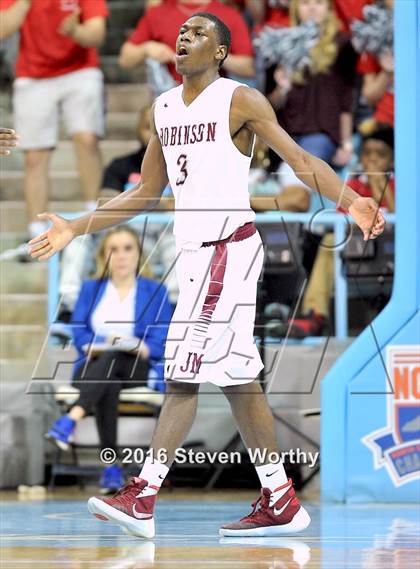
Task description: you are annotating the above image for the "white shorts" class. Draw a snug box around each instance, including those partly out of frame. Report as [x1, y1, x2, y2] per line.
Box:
[164, 224, 265, 387]
[13, 67, 105, 149]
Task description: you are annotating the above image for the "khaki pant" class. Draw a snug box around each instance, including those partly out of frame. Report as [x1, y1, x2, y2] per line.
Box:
[303, 233, 335, 317]
[13, 67, 105, 149]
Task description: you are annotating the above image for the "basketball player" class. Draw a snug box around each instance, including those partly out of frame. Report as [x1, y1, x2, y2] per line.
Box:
[29, 13, 385, 538]
[0, 127, 18, 155]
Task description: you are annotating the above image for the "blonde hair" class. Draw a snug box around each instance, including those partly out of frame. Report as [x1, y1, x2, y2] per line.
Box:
[290, 0, 339, 83]
[93, 225, 154, 280]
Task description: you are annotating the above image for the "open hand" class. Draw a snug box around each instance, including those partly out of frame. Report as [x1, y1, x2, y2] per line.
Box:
[348, 196, 385, 241]
[28, 213, 75, 261]
[0, 128, 19, 155]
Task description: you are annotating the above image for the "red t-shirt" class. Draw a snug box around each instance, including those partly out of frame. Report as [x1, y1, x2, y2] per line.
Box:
[128, 0, 253, 82]
[339, 174, 395, 212]
[357, 52, 381, 75]
[0, 0, 108, 78]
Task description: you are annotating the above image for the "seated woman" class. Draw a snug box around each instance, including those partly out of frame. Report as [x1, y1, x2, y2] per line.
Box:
[46, 225, 173, 493]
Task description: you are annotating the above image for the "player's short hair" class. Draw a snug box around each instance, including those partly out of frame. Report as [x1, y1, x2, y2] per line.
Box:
[193, 12, 232, 68]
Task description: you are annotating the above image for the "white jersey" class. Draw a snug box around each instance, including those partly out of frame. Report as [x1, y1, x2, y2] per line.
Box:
[154, 78, 255, 244]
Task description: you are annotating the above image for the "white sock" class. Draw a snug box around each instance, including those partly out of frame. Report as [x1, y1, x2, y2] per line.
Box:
[28, 221, 48, 239]
[85, 200, 97, 211]
[138, 456, 169, 496]
[255, 460, 289, 503]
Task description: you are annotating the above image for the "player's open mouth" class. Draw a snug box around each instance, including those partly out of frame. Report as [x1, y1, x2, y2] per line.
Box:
[176, 45, 189, 59]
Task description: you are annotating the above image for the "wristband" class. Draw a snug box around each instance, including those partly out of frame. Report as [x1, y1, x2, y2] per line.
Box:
[341, 140, 354, 152]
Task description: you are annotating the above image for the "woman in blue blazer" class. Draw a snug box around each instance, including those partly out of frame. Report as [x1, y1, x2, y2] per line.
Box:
[46, 225, 173, 493]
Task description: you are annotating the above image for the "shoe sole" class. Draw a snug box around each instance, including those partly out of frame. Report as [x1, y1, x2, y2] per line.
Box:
[219, 506, 311, 537]
[87, 497, 155, 539]
[44, 433, 70, 452]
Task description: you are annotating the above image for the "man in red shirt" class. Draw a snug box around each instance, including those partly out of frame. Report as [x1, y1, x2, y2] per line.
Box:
[119, 0, 255, 83]
[0, 0, 108, 245]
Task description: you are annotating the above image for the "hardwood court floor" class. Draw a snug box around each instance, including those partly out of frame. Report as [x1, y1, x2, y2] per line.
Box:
[1, 489, 419, 568]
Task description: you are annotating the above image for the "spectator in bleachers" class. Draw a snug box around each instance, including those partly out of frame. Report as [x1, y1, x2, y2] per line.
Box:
[0, 0, 108, 249]
[263, 0, 358, 212]
[0, 127, 18, 155]
[46, 225, 173, 494]
[55, 105, 178, 330]
[285, 127, 394, 337]
[119, 0, 255, 83]
[267, 0, 357, 166]
[357, 0, 394, 135]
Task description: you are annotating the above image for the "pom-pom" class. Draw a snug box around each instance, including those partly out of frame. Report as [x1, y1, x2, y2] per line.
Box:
[254, 20, 320, 72]
[351, 4, 393, 56]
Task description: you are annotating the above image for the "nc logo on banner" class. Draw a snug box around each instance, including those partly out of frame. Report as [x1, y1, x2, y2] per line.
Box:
[362, 345, 420, 487]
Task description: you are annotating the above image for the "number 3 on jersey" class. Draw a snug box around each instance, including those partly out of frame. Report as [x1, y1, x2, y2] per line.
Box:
[176, 154, 188, 186]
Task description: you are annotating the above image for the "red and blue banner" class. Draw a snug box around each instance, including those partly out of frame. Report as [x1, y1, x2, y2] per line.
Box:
[363, 346, 420, 487]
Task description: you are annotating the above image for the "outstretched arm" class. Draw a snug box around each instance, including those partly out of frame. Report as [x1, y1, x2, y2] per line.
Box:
[232, 87, 385, 239]
[29, 105, 168, 260]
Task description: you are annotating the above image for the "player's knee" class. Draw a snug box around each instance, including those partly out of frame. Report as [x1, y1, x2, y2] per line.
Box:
[165, 380, 199, 396]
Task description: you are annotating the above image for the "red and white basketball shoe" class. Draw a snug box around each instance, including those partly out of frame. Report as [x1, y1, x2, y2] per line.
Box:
[219, 479, 311, 537]
[87, 477, 157, 538]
